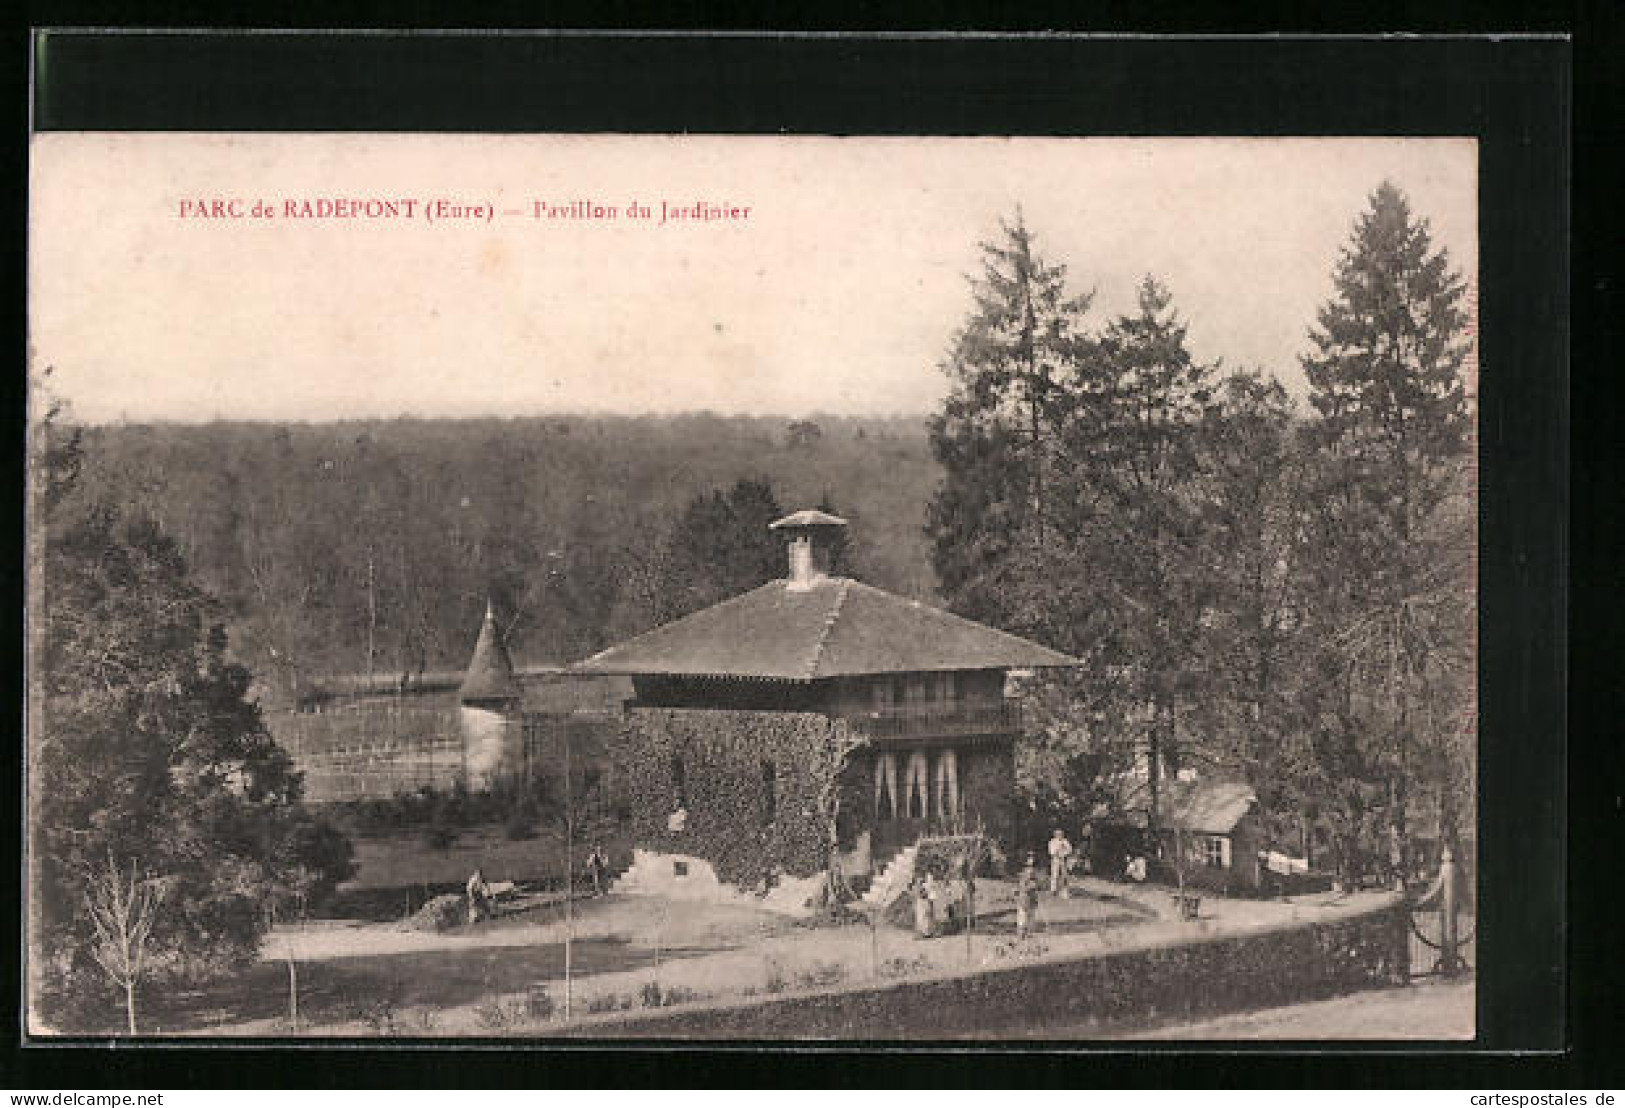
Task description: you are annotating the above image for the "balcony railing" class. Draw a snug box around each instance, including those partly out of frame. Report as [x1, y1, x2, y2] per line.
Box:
[841, 699, 1022, 742]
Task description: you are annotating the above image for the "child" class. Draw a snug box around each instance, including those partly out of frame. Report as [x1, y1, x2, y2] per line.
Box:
[912, 876, 936, 939]
[1016, 854, 1040, 938]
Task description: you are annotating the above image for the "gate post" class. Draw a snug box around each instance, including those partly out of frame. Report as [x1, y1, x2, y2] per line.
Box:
[1438, 846, 1466, 977]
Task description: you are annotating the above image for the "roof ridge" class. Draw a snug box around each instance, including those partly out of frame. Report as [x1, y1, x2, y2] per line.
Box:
[841, 578, 1078, 662]
[803, 577, 851, 679]
[580, 580, 781, 666]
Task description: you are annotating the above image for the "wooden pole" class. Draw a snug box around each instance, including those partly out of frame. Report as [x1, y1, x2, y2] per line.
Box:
[563, 716, 574, 1020]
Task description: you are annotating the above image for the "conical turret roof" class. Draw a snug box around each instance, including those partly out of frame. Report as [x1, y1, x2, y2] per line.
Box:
[460, 600, 522, 703]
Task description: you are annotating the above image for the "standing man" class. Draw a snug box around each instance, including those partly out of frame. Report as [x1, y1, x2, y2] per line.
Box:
[466, 868, 489, 925]
[1048, 828, 1074, 899]
[587, 845, 611, 897]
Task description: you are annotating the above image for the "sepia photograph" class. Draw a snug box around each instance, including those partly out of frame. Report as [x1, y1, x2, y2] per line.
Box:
[26, 133, 1480, 1042]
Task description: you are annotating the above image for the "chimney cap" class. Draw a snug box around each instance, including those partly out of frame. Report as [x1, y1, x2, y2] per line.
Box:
[770, 509, 849, 530]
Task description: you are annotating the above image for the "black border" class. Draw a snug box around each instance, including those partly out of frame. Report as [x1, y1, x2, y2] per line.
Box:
[14, 27, 1583, 1088]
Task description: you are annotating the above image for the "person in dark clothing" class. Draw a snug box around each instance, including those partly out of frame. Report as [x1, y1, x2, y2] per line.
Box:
[586, 845, 611, 897]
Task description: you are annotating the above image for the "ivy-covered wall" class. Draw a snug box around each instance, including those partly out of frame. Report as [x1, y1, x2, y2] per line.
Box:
[606, 708, 865, 886]
[959, 743, 1016, 860]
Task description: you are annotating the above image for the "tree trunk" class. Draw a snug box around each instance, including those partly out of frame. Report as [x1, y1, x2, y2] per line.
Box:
[124, 978, 137, 1036]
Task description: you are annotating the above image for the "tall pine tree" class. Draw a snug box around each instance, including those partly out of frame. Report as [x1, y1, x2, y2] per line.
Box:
[927, 210, 1093, 624]
[1299, 181, 1475, 872]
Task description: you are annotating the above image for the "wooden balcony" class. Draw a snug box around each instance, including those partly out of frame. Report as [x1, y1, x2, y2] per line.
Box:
[841, 699, 1022, 744]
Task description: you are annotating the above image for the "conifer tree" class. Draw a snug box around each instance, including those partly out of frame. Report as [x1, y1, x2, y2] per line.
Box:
[1299, 181, 1475, 869]
[927, 209, 1093, 623]
[1064, 277, 1220, 836]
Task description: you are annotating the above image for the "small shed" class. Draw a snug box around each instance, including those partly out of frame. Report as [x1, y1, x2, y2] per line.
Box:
[1159, 780, 1265, 895]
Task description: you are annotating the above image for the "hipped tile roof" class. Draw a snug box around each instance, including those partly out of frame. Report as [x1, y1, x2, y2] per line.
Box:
[577, 576, 1079, 680]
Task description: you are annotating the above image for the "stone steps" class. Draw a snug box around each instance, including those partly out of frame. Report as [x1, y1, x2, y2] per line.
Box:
[861, 844, 919, 911]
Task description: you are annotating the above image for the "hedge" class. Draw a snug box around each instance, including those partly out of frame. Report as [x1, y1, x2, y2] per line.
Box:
[568, 899, 1411, 1039]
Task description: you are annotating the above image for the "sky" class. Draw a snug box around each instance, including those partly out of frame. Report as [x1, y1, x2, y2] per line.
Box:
[29, 134, 1476, 423]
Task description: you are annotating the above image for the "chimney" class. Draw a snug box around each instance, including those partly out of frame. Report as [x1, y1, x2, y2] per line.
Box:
[769, 509, 849, 591]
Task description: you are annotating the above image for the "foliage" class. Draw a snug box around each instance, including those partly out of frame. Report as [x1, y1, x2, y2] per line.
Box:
[927, 209, 1094, 625]
[503, 799, 539, 841]
[606, 708, 866, 886]
[422, 818, 459, 852]
[589, 904, 1409, 1037]
[30, 421, 357, 1019]
[928, 193, 1475, 876]
[524, 984, 556, 1020]
[647, 478, 785, 626]
[473, 995, 531, 1031]
[68, 414, 941, 698]
[586, 991, 636, 1014]
[1296, 181, 1476, 867]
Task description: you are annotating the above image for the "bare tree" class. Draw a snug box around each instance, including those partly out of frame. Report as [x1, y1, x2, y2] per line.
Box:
[85, 852, 164, 1035]
[812, 723, 869, 908]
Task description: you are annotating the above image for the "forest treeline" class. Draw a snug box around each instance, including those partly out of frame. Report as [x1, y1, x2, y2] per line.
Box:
[67, 411, 942, 699]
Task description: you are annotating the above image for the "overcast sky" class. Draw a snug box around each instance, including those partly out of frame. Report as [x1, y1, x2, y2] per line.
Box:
[30, 134, 1476, 424]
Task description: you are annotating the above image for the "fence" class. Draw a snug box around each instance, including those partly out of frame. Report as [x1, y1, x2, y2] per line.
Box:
[270, 700, 465, 802]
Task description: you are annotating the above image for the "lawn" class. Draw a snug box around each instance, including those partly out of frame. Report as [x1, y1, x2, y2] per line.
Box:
[105, 878, 1401, 1038]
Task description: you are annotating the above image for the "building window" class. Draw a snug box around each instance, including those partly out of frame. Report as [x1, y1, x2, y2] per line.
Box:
[1203, 836, 1229, 868]
[905, 677, 928, 707]
[934, 749, 959, 823]
[874, 753, 897, 818]
[761, 760, 777, 825]
[904, 751, 930, 819]
[671, 754, 687, 808]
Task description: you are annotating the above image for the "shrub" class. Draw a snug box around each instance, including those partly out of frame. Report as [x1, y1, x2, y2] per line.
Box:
[357, 996, 404, 1035]
[474, 996, 529, 1031]
[794, 961, 849, 990]
[762, 958, 789, 994]
[404, 1006, 439, 1034]
[878, 956, 929, 979]
[659, 985, 701, 1007]
[524, 984, 555, 1020]
[504, 802, 538, 841]
[639, 981, 665, 1008]
[423, 819, 458, 851]
[586, 992, 632, 1014]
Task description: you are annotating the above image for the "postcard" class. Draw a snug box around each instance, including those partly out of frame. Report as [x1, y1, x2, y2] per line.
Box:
[27, 132, 1479, 1040]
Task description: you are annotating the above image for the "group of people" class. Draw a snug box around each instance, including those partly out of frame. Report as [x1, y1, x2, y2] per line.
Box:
[910, 858, 973, 938]
[905, 829, 1105, 941]
[1010, 828, 1148, 938]
[1011, 828, 1084, 938]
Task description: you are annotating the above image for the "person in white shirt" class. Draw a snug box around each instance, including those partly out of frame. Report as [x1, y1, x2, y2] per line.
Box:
[1047, 829, 1074, 899]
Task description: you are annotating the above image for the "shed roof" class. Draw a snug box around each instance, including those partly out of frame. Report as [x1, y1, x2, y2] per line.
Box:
[770, 509, 849, 529]
[460, 603, 522, 702]
[577, 576, 1078, 680]
[1163, 780, 1258, 835]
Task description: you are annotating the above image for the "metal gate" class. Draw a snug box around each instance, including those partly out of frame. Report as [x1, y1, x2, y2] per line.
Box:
[1406, 846, 1474, 979]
